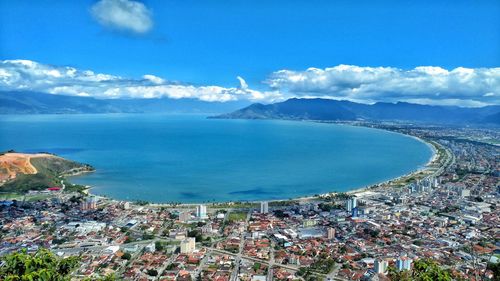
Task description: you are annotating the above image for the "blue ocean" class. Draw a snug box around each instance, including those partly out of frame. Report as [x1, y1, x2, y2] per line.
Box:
[0, 114, 432, 203]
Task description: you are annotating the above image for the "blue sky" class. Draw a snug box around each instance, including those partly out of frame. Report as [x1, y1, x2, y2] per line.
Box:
[0, 0, 499, 105]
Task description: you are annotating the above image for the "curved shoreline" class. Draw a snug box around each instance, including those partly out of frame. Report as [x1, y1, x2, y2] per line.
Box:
[78, 123, 439, 206]
[260, 132, 439, 204]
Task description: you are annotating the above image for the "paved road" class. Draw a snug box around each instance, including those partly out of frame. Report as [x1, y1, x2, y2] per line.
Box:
[230, 210, 251, 281]
[267, 239, 275, 281]
[209, 247, 299, 272]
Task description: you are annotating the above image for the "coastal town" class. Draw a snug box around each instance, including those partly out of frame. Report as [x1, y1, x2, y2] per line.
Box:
[0, 124, 499, 281]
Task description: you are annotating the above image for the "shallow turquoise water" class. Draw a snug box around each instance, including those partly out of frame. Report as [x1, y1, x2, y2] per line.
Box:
[0, 114, 432, 203]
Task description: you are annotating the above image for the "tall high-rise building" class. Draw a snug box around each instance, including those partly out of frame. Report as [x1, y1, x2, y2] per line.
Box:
[351, 207, 359, 218]
[374, 259, 388, 274]
[432, 177, 439, 188]
[327, 227, 335, 239]
[346, 197, 357, 212]
[180, 237, 196, 254]
[396, 257, 412, 271]
[260, 201, 269, 214]
[196, 204, 207, 219]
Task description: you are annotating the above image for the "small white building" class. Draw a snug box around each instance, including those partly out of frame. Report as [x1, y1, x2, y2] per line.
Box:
[145, 242, 156, 253]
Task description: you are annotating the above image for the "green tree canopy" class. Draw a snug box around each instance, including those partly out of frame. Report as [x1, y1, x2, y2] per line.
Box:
[388, 258, 452, 281]
[1, 248, 117, 281]
[0, 248, 79, 281]
[487, 262, 500, 281]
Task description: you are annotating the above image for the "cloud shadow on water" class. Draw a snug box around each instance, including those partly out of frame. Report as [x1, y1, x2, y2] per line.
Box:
[179, 191, 203, 199]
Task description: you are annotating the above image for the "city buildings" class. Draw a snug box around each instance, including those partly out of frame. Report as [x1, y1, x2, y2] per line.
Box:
[327, 227, 335, 239]
[396, 257, 413, 271]
[180, 237, 196, 254]
[346, 197, 357, 212]
[196, 204, 207, 219]
[260, 201, 268, 214]
[80, 196, 98, 210]
[374, 259, 388, 274]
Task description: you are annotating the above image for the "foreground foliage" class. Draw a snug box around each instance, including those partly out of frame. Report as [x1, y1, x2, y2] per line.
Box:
[0, 249, 79, 281]
[0, 249, 116, 281]
[487, 262, 500, 281]
[388, 258, 452, 281]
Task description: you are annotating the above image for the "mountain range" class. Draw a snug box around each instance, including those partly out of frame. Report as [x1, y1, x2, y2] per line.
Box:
[1, 91, 499, 125]
[213, 98, 500, 125]
[0, 91, 249, 114]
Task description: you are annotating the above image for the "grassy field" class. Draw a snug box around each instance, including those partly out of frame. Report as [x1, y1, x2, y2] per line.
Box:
[227, 211, 247, 222]
[0, 192, 54, 202]
[0, 192, 23, 200]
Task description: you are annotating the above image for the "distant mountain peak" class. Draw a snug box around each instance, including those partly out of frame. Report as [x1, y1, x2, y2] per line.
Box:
[0, 90, 250, 115]
[213, 98, 500, 126]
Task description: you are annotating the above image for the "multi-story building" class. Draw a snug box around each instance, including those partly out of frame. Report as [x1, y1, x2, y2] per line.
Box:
[196, 204, 207, 219]
[260, 201, 269, 214]
[327, 227, 335, 239]
[346, 197, 357, 212]
[374, 259, 388, 274]
[180, 237, 196, 254]
[80, 196, 98, 210]
[396, 257, 412, 271]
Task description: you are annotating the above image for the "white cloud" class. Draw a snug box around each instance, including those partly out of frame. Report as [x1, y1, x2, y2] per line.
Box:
[266, 65, 500, 106]
[0, 60, 276, 102]
[143, 74, 165, 84]
[0, 60, 498, 106]
[91, 0, 153, 34]
[237, 76, 248, 89]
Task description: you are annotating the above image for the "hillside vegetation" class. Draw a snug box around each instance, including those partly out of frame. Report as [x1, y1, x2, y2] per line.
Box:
[0, 152, 94, 193]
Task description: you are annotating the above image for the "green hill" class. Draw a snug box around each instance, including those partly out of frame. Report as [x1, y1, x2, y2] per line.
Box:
[0, 152, 94, 193]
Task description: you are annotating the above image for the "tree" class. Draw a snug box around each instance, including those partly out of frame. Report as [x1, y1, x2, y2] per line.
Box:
[187, 229, 203, 242]
[296, 267, 308, 277]
[388, 266, 412, 281]
[147, 269, 158, 276]
[273, 209, 287, 218]
[100, 274, 117, 281]
[0, 248, 79, 280]
[121, 252, 132, 260]
[318, 203, 333, 212]
[155, 241, 164, 251]
[363, 228, 380, 238]
[487, 262, 500, 281]
[388, 258, 452, 281]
